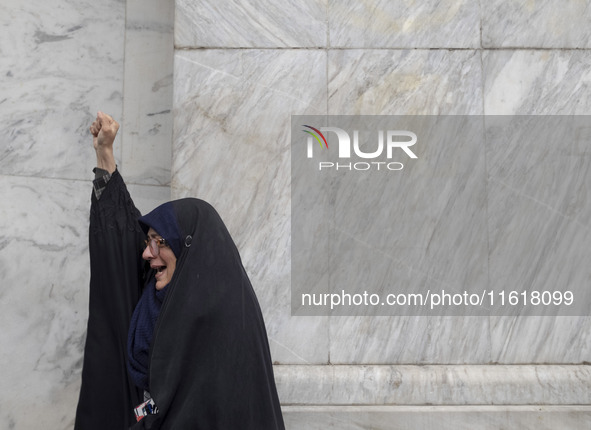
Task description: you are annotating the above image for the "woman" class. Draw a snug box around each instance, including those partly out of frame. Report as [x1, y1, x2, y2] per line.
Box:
[75, 112, 285, 429]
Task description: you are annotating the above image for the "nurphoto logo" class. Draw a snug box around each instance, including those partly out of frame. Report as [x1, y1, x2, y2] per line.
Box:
[302, 124, 418, 171]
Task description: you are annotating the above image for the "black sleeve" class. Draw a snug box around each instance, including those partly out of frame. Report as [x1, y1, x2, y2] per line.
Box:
[75, 170, 145, 430]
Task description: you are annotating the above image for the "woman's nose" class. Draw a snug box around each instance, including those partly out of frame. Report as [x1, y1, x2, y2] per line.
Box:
[142, 245, 155, 260]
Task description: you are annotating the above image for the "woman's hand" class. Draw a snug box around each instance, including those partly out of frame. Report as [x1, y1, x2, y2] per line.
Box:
[91, 111, 118, 174]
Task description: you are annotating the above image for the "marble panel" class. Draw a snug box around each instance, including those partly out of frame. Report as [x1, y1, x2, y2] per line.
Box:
[482, 0, 591, 48]
[0, 174, 171, 428]
[483, 50, 591, 115]
[486, 118, 591, 314]
[121, 0, 174, 186]
[328, 49, 483, 115]
[282, 406, 591, 430]
[0, 0, 125, 180]
[0, 175, 90, 429]
[126, 182, 172, 216]
[172, 49, 329, 363]
[329, 316, 492, 364]
[275, 365, 591, 405]
[328, 117, 486, 315]
[175, 0, 327, 48]
[329, 0, 480, 48]
[490, 317, 591, 364]
[485, 115, 591, 362]
[290, 115, 332, 318]
[325, 49, 485, 360]
[481, 51, 591, 362]
[486, 116, 591, 223]
[481, 45, 591, 365]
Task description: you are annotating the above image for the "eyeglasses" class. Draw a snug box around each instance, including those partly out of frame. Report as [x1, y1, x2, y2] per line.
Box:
[144, 237, 169, 256]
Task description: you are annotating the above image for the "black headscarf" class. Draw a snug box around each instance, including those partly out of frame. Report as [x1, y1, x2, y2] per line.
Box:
[132, 198, 285, 429]
[127, 202, 181, 391]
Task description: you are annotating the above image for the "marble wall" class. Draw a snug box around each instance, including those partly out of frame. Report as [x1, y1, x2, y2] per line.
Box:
[173, 0, 591, 362]
[0, 0, 172, 428]
[1, 0, 590, 429]
[173, 0, 591, 429]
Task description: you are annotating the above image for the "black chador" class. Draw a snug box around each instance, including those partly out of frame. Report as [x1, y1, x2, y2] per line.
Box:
[75, 170, 285, 429]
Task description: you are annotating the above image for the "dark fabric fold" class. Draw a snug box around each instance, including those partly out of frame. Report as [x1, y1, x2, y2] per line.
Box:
[76, 174, 284, 429]
[127, 278, 167, 392]
[75, 170, 144, 429]
[132, 198, 285, 429]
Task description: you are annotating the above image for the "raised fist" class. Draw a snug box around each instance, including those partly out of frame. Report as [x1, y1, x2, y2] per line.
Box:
[90, 111, 119, 152]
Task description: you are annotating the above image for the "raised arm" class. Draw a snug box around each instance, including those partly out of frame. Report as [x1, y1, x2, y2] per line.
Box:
[75, 112, 144, 430]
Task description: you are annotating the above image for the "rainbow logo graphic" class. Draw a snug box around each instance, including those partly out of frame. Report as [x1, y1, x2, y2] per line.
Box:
[302, 125, 328, 149]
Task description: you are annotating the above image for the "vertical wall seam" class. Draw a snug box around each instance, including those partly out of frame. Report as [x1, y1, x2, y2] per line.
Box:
[120, 0, 129, 174]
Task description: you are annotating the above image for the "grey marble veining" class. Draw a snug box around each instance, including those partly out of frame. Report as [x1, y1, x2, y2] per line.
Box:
[121, 0, 174, 186]
[320, 50, 487, 363]
[487, 162, 591, 314]
[172, 49, 329, 363]
[172, 49, 326, 238]
[329, 0, 480, 48]
[483, 50, 591, 115]
[275, 365, 591, 405]
[485, 115, 591, 360]
[0, 3, 173, 426]
[175, 0, 327, 48]
[329, 317, 492, 364]
[283, 406, 591, 430]
[328, 117, 487, 315]
[328, 50, 483, 115]
[0, 174, 172, 429]
[478, 25, 591, 367]
[482, 0, 591, 48]
[486, 116, 591, 310]
[490, 317, 591, 363]
[0, 175, 90, 429]
[0, 0, 125, 180]
[4, 0, 591, 427]
[485, 116, 591, 221]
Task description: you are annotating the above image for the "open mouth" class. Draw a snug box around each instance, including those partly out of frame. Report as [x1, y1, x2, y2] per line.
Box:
[154, 266, 167, 277]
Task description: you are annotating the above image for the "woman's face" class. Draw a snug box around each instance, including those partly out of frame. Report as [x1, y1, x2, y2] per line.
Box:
[143, 228, 177, 290]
